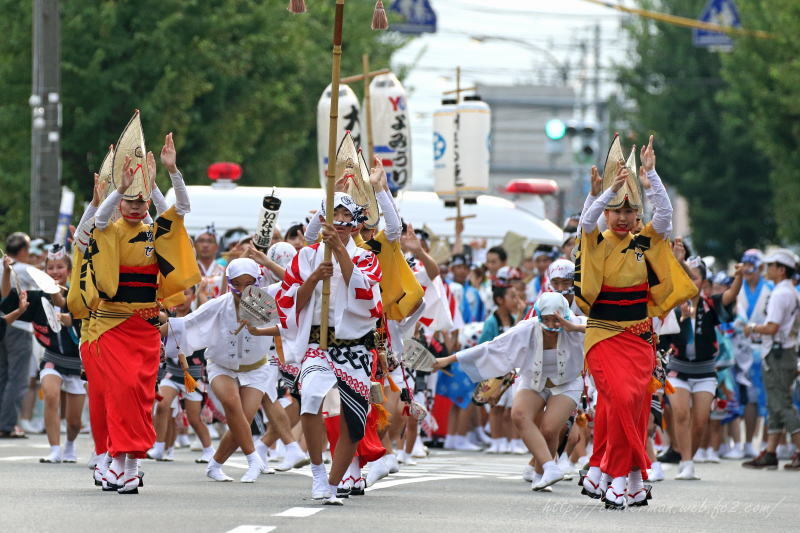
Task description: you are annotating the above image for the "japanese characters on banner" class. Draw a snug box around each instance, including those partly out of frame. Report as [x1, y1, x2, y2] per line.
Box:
[365, 73, 413, 192]
[317, 83, 362, 190]
[433, 96, 491, 203]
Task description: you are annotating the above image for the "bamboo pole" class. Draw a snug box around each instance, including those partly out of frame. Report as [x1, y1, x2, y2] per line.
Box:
[340, 67, 390, 84]
[362, 54, 375, 166]
[320, 0, 346, 351]
[443, 85, 476, 95]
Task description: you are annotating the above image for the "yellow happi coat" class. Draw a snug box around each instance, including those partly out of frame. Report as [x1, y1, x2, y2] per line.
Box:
[67, 206, 200, 341]
[574, 222, 697, 353]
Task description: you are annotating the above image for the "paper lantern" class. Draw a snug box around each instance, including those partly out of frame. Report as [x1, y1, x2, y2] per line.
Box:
[433, 96, 491, 203]
[317, 83, 362, 190]
[432, 98, 457, 202]
[364, 72, 412, 192]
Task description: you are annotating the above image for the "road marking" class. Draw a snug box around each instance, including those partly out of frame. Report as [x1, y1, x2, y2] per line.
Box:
[366, 475, 474, 491]
[225, 526, 276, 533]
[272, 507, 324, 518]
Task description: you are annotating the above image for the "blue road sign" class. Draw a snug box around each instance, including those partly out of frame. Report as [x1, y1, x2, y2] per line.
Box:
[692, 0, 741, 49]
[390, 0, 437, 35]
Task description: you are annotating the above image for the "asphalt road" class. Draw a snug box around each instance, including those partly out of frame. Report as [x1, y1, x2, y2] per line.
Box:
[0, 434, 796, 533]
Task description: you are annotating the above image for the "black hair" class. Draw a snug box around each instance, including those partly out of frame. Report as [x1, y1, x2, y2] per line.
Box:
[488, 245, 507, 263]
[696, 260, 707, 281]
[777, 264, 797, 280]
[5, 232, 30, 256]
[492, 285, 508, 305]
[284, 224, 305, 241]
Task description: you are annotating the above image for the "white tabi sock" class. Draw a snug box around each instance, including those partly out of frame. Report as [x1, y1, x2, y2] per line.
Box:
[610, 476, 626, 495]
[255, 440, 269, 462]
[64, 440, 75, 455]
[542, 460, 559, 473]
[246, 451, 261, 467]
[627, 469, 643, 494]
[109, 455, 125, 481]
[586, 466, 602, 484]
[96, 453, 110, 476]
[311, 462, 327, 480]
[124, 455, 138, 482]
[152, 441, 165, 456]
[286, 441, 302, 453]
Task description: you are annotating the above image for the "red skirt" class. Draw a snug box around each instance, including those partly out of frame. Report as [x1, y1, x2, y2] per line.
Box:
[80, 343, 109, 455]
[89, 315, 161, 458]
[586, 331, 654, 478]
[325, 408, 387, 467]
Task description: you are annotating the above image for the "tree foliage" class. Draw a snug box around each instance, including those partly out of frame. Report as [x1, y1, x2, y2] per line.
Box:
[719, 1, 800, 243]
[616, 0, 775, 262]
[0, 0, 405, 238]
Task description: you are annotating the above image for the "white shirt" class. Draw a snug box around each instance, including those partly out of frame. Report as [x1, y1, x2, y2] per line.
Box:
[457, 316, 586, 392]
[764, 279, 800, 349]
[168, 292, 271, 371]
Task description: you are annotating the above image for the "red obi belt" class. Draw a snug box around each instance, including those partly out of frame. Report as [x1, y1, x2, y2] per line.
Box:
[102, 264, 159, 304]
[589, 282, 648, 322]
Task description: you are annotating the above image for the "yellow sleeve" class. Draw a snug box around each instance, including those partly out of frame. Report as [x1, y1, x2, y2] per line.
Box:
[574, 227, 605, 315]
[154, 206, 201, 303]
[67, 247, 93, 318]
[375, 232, 424, 321]
[639, 223, 698, 317]
[91, 222, 121, 299]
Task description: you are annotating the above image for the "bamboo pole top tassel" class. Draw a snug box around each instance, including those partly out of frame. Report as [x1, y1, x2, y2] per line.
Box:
[371, 1, 389, 30]
[287, 0, 306, 14]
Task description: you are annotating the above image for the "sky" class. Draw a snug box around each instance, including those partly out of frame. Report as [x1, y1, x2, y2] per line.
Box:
[389, 0, 635, 190]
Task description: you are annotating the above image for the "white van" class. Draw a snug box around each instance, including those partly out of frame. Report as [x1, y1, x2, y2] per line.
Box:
[165, 180, 562, 245]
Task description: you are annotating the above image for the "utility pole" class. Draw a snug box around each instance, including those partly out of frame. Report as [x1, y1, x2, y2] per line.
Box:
[593, 23, 601, 118]
[30, 0, 61, 239]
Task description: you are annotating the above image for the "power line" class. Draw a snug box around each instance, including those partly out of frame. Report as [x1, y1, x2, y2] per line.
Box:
[447, 0, 623, 19]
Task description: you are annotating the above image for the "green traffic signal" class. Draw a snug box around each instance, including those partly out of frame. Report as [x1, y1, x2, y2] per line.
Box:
[545, 118, 566, 140]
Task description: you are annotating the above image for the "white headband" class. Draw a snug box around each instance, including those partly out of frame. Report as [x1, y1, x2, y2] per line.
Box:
[547, 259, 575, 281]
[534, 292, 571, 318]
[266, 242, 297, 284]
[226, 257, 261, 283]
[321, 192, 366, 227]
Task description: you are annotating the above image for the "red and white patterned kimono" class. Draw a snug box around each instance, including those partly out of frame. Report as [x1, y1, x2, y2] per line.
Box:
[276, 239, 382, 441]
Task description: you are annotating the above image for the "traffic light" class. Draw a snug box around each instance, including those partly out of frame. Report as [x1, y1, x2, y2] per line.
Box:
[544, 118, 567, 140]
[562, 119, 598, 163]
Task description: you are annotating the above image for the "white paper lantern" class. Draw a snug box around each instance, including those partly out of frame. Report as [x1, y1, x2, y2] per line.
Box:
[457, 95, 491, 202]
[433, 96, 491, 204]
[364, 73, 412, 192]
[432, 98, 457, 202]
[317, 83, 362, 189]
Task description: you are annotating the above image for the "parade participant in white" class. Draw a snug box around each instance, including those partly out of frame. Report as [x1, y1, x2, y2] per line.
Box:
[276, 192, 382, 505]
[243, 241, 312, 473]
[434, 292, 586, 491]
[164, 258, 275, 483]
